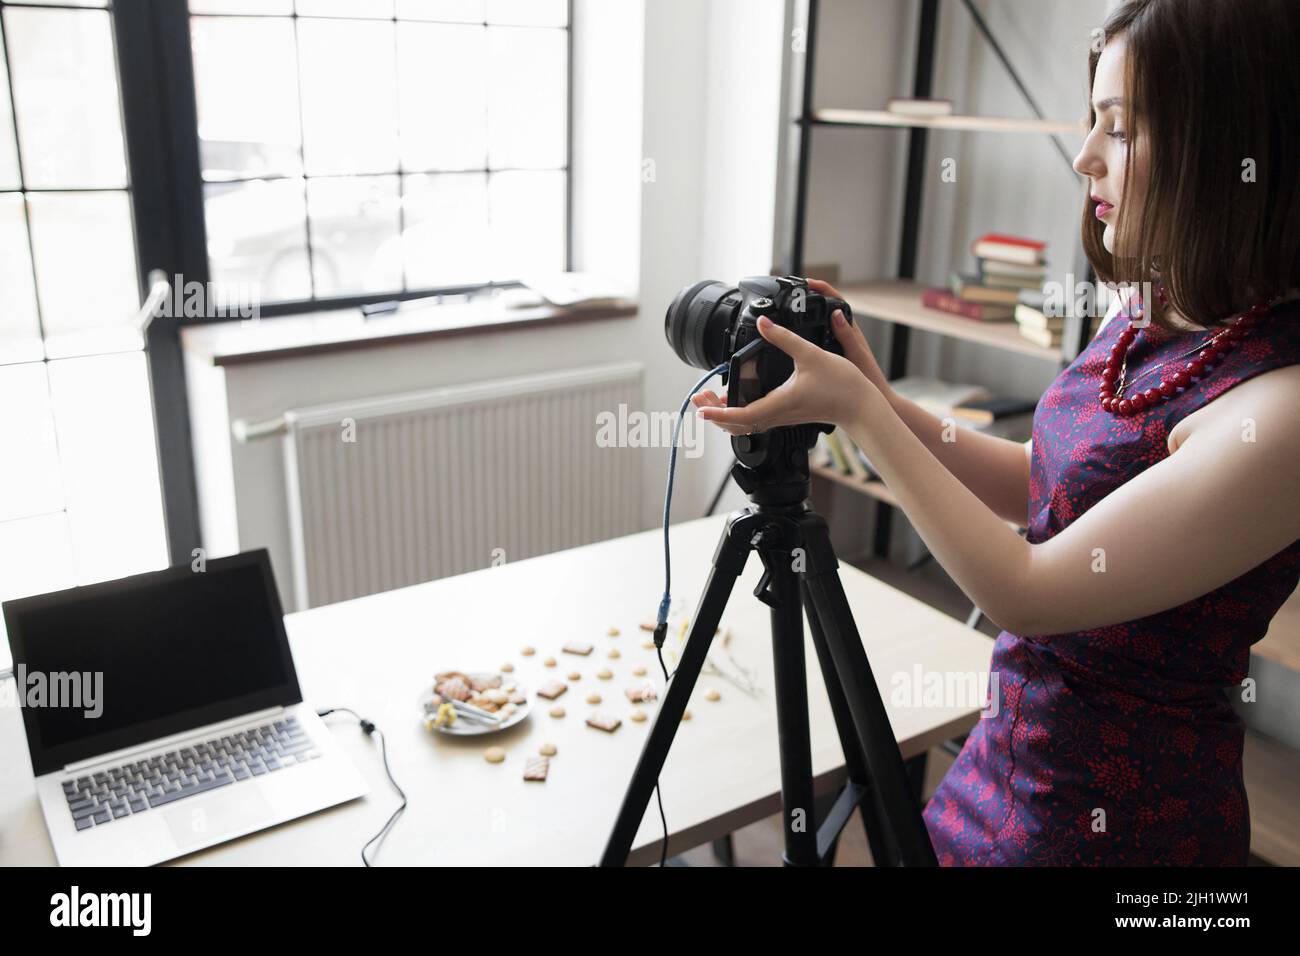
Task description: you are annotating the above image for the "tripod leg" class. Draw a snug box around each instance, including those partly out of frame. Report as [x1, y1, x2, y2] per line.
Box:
[797, 514, 937, 866]
[802, 581, 896, 867]
[763, 554, 820, 866]
[598, 512, 755, 866]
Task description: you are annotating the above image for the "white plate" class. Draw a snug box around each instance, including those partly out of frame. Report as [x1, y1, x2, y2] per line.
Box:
[418, 673, 532, 737]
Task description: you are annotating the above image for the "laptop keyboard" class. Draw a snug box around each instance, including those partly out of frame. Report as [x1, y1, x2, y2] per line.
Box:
[61, 715, 319, 832]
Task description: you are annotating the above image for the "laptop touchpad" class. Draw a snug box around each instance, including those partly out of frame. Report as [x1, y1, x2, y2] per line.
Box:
[163, 786, 276, 849]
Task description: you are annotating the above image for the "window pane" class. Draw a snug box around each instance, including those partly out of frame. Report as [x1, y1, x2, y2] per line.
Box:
[4, 7, 127, 189]
[26, 191, 140, 359]
[297, 0, 395, 17]
[0, 195, 42, 364]
[396, 0, 484, 22]
[190, 1, 293, 14]
[0, 40, 20, 190]
[487, 0, 567, 27]
[402, 171, 489, 287]
[488, 26, 566, 169]
[191, 17, 302, 181]
[397, 22, 486, 172]
[489, 169, 564, 279]
[205, 178, 311, 303]
[297, 19, 399, 176]
[307, 175, 402, 296]
[0, 512, 76, 670]
[48, 352, 167, 586]
[0, 363, 63, 522]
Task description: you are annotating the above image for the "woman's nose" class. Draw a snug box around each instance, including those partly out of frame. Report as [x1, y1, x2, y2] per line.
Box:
[1073, 131, 1103, 180]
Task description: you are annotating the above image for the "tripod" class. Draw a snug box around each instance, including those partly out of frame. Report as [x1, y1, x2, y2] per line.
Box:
[600, 425, 937, 867]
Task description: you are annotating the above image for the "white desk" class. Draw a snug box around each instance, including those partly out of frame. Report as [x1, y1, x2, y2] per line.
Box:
[0, 516, 994, 866]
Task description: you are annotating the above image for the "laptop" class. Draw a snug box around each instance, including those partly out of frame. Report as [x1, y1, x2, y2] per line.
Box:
[3, 549, 367, 866]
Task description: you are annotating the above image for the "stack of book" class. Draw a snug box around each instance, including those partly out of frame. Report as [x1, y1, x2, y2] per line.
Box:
[920, 233, 1048, 323]
[1014, 288, 1065, 350]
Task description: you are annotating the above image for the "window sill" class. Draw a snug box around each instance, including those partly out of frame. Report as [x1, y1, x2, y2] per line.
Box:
[179, 294, 639, 368]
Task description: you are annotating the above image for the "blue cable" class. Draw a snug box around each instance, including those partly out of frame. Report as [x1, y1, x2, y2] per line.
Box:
[655, 363, 728, 649]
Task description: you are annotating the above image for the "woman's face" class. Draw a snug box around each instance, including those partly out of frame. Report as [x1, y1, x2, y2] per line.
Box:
[1073, 36, 1145, 255]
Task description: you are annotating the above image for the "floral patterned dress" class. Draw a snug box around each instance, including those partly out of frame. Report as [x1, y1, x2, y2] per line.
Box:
[922, 295, 1300, 866]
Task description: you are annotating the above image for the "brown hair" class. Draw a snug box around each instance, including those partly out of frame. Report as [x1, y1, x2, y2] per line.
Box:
[1082, 0, 1300, 330]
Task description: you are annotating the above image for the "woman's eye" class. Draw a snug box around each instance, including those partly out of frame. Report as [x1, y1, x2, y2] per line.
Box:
[1108, 130, 1127, 143]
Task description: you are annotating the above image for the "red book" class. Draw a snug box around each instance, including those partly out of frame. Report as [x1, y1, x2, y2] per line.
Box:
[921, 287, 1014, 321]
[971, 233, 1047, 266]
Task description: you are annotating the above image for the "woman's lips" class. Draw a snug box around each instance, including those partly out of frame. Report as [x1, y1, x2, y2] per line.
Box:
[1095, 200, 1114, 219]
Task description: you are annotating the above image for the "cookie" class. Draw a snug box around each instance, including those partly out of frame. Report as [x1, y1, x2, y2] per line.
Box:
[626, 682, 657, 703]
[563, 641, 593, 656]
[567, 671, 581, 681]
[543, 656, 557, 668]
[549, 706, 566, 718]
[608, 649, 621, 660]
[705, 688, 721, 701]
[586, 712, 622, 733]
[523, 756, 549, 781]
[501, 662, 514, 673]
[539, 742, 557, 756]
[607, 627, 620, 637]
[597, 668, 613, 680]
[632, 665, 647, 677]
[630, 709, 648, 723]
[484, 746, 506, 764]
[521, 645, 536, 656]
[586, 693, 602, 705]
[536, 680, 568, 700]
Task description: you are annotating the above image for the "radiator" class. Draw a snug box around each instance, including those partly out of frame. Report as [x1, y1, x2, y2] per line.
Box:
[281, 363, 644, 609]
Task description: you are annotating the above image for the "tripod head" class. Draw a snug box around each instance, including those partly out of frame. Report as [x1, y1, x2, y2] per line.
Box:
[728, 422, 821, 509]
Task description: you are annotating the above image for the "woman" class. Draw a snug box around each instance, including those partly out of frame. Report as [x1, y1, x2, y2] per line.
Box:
[694, 0, 1300, 865]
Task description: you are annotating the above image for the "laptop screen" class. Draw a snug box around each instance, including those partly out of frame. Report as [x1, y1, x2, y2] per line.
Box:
[4, 550, 302, 776]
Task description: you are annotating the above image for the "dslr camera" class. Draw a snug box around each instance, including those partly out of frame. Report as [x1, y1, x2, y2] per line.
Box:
[664, 275, 852, 491]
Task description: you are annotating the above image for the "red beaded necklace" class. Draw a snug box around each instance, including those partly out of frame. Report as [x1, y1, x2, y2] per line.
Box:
[1098, 289, 1270, 415]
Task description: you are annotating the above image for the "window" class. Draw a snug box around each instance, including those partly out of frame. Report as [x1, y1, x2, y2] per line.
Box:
[187, 0, 570, 310]
[0, 0, 168, 668]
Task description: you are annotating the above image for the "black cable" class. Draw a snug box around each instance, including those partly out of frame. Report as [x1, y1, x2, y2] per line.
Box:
[317, 706, 407, 867]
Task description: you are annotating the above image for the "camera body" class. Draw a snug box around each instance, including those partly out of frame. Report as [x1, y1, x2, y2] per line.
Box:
[719, 275, 851, 415]
[664, 275, 852, 500]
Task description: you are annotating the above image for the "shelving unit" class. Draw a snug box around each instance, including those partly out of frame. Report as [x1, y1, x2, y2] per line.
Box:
[786, 0, 1093, 558]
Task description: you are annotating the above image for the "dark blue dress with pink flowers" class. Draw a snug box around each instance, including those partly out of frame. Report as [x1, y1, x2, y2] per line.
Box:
[921, 296, 1300, 866]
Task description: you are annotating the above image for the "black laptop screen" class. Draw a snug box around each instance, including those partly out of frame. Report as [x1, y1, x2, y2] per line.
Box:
[5, 551, 302, 776]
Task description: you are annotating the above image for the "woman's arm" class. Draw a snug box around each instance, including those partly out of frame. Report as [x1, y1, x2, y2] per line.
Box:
[698, 317, 1300, 637]
[879, 390, 1032, 528]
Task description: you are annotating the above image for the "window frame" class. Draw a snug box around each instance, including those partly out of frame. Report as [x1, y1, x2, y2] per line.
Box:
[173, 0, 573, 320]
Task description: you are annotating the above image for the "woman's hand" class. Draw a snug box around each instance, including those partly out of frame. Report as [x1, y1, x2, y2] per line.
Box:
[804, 278, 891, 395]
[691, 313, 883, 435]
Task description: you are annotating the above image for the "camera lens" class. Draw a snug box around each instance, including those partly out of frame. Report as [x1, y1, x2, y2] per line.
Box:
[664, 280, 738, 370]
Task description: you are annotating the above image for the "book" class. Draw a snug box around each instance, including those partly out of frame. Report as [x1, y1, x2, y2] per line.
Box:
[921, 286, 1014, 321]
[822, 429, 851, 473]
[836, 429, 871, 481]
[980, 257, 1048, 281]
[1018, 324, 1065, 349]
[970, 233, 1047, 267]
[949, 272, 1021, 306]
[812, 433, 833, 469]
[950, 395, 1039, 425]
[978, 270, 1047, 291]
[886, 97, 954, 117]
[1014, 303, 1065, 330]
[890, 376, 992, 418]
